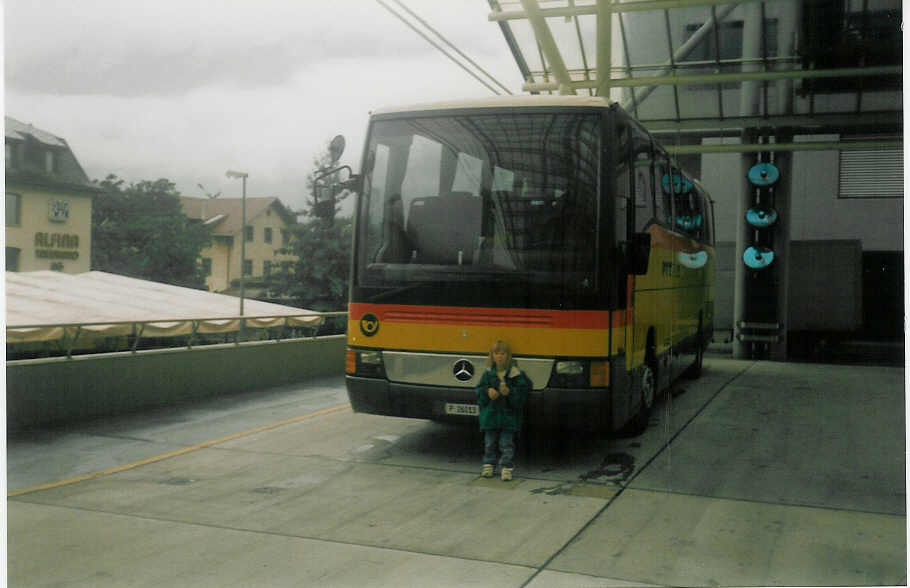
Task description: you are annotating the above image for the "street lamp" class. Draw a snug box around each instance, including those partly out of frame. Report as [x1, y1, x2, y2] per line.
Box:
[225, 170, 248, 316]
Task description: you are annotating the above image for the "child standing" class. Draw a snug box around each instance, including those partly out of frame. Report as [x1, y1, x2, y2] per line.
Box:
[476, 340, 529, 481]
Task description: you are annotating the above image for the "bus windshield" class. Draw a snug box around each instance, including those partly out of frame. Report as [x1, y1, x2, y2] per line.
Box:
[357, 111, 601, 294]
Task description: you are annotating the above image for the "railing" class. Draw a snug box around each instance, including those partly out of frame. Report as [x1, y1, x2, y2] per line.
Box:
[7, 311, 349, 359]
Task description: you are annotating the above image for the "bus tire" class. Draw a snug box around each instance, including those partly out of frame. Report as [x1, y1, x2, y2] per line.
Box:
[626, 337, 657, 436]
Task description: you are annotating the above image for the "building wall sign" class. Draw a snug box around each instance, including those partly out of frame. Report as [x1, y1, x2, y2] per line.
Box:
[34, 232, 80, 259]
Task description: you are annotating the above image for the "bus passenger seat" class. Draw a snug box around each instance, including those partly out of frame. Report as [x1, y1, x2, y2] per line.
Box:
[406, 193, 482, 265]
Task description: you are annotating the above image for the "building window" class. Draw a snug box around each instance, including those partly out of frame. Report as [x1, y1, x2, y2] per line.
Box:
[44, 150, 56, 174]
[281, 229, 290, 246]
[802, 5, 901, 93]
[264, 227, 273, 243]
[6, 247, 20, 271]
[243, 259, 252, 276]
[6, 193, 21, 226]
[264, 260, 272, 276]
[245, 225, 254, 242]
[202, 257, 212, 276]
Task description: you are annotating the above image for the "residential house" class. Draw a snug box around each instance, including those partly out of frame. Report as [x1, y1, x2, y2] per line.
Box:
[5, 116, 101, 273]
[180, 196, 298, 293]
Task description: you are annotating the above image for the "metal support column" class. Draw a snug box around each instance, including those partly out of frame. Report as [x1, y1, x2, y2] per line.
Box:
[733, 132, 756, 358]
[520, 0, 576, 95]
[733, 2, 763, 359]
[596, 0, 612, 98]
[770, 141, 792, 360]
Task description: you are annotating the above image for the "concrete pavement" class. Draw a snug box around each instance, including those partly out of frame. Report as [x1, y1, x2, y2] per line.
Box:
[7, 358, 906, 586]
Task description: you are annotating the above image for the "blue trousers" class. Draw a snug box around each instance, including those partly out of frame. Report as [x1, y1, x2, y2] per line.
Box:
[483, 429, 515, 469]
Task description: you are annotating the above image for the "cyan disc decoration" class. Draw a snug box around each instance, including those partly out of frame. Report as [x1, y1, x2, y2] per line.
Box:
[746, 206, 778, 228]
[743, 246, 775, 269]
[747, 162, 780, 186]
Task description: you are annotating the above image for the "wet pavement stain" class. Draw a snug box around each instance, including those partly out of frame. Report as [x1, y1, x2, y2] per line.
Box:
[251, 486, 283, 495]
[159, 478, 195, 486]
[580, 452, 635, 484]
[529, 482, 616, 500]
[530, 484, 573, 496]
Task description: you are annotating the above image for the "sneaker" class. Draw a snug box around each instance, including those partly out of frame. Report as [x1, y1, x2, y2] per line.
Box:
[481, 464, 494, 478]
[501, 467, 513, 481]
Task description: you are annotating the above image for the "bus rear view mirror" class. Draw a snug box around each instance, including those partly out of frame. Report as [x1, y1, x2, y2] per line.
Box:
[311, 164, 359, 224]
[627, 232, 651, 275]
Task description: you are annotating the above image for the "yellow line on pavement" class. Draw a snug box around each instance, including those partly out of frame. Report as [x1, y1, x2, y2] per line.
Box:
[8, 403, 352, 498]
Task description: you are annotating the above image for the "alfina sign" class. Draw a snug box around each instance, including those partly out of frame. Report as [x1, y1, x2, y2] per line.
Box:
[34, 232, 80, 260]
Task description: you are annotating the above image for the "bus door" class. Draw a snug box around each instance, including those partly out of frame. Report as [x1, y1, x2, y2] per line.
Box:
[613, 119, 634, 405]
[626, 122, 658, 376]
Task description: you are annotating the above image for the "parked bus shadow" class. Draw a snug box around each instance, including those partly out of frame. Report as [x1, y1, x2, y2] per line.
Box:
[365, 388, 682, 482]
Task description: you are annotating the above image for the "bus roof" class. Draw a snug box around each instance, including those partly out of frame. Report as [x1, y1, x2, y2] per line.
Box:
[370, 95, 613, 116]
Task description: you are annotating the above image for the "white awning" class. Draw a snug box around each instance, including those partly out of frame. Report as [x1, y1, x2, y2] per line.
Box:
[6, 271, 325, 343]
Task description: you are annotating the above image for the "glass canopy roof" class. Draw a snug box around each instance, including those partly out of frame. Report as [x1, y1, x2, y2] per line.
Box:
[486, 0, 902, 150]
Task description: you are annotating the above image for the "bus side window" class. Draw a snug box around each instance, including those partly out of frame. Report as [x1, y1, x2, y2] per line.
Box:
[668, 166, 688, 233]
[674, 180, 703, 238]
[633, 148, 654, 232]
[703, 191, 715, 245]
[675, 192, 697, 238]
[654, 153, 673, 229]
[693, 186, 712, 244]
[614, 122, 630, 242]
[629, 121, 654, 233]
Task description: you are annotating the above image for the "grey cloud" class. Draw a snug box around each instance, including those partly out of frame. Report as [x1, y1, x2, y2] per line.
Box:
[5, 0, 510, 98]
[6, 31, 435, 97]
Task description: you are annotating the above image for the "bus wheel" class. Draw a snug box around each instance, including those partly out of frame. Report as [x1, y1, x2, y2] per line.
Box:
[626, 354, 657, 435]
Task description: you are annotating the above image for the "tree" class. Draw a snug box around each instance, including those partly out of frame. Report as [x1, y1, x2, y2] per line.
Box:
[268, 217, 353, 311]
[92, 175, 212, 289]
[266, 139, 354, 311]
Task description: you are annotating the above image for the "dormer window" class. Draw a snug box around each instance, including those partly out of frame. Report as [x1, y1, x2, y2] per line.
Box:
[44, 150, 55, 174]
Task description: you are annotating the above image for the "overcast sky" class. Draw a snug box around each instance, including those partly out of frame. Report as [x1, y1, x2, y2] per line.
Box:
[4, 0, 526, 215]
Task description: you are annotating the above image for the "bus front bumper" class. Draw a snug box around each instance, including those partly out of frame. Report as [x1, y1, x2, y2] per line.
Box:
[346, 375, 612, 432]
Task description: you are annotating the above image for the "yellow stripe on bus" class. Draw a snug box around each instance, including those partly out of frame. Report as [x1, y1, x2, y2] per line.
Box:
[349, 321, 615, 357]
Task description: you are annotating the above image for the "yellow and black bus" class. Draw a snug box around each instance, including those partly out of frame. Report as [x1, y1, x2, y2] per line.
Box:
[339, 95, 714, 434]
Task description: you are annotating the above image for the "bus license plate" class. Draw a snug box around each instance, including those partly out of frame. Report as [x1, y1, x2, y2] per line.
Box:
[445, 403, 479, 416]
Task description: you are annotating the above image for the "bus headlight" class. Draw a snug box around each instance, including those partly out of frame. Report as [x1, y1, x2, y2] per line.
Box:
[551, 360, 586, 388]
[556, 361, 585, 375]
[360, 350, 382, 365]
[549, 360, 610, 388]
[346, 348, 386, 378]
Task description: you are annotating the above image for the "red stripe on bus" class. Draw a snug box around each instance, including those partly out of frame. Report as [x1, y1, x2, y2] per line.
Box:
[349, 303, 623, 329]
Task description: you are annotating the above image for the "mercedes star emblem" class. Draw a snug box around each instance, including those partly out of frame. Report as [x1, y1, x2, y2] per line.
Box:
[452, 359, 475, 382]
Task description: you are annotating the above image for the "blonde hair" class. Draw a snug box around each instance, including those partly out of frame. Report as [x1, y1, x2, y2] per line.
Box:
[486, 339, 514, 368]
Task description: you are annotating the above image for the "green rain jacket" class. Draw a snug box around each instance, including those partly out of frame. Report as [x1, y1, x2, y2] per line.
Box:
[475, 363, 530, 432]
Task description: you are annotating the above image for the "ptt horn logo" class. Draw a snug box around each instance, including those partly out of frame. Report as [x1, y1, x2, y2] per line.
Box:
[359, 313, 380, 337]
